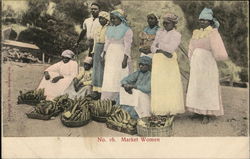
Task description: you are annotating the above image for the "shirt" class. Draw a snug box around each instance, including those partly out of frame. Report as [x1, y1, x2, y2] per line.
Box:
[76, 68, 92, 86]
[94, 25, 108, 43]
[83, 17, 101, 39]
[121, 70, 151, 94]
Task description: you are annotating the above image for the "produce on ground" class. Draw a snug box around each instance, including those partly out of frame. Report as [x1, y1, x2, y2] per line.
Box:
[61, 96, 91, 122]
[17, 88, 46, 104]
[32, 100, 60, 116]
[89, 99, 115, 117]
[137, 115, 174, 128]
[107, 107, 137, 131]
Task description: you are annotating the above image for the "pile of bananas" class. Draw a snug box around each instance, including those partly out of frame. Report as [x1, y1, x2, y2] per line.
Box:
[137, 116, 174, 128]
[89, 99, 114, 117]
[32, 100, 60, 116]
[107, 107, 137, 131]
[17, 88, 46, 104]
[61, 96, 91, 122]
[53, 94, 73, 111]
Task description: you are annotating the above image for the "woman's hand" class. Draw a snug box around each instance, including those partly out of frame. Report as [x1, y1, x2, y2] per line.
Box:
[122, 55, 128, 69]
[101, 51, 106, 66]
[52, 76, 64, 83]
[44, 71, 50, 80]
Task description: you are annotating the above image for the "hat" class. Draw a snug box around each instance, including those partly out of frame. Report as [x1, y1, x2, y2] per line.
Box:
[147, 13, 160, 21]
[199, 8, 220, 28]
[111, 9, 127, 25]
[99, 11, 110, 21]
[139, 56, 152, 65]
[83, 56, 93, 64]
[61, 50, 75, 59]
[163, 13, 179, 24]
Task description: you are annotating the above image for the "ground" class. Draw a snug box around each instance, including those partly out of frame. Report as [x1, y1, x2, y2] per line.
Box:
[2, 62, 249, 137]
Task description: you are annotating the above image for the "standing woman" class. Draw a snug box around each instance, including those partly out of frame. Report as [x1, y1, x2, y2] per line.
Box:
[139, 13, 160, 57]
[92, 11, 110, 99]
[101, 9, 133, 102]
[186, 8, 228, 124]
[151, 13, 185, 116]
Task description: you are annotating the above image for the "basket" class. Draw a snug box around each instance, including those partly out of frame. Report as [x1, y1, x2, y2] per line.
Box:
[91, 114, 108, 122]
[26, 110, 61, 120]
[106, 121, 137, 135]
[136, 117, 173, 137]
[60, 115, 91, 127]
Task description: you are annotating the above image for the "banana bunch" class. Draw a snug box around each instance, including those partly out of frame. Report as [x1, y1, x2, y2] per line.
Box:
[89, 99, 114, 117]
[137, 116, 174, 128]
[107, 107, 137, 130]
[33, 100, 59, 115]
[17, 88, 46, 104]
[62, 96, 91, 122]
[53, 94, 73, 111]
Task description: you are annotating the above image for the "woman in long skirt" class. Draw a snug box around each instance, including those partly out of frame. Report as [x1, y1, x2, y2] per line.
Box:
[186, 8, 228, 124]
[151, 13, 185, 115]
[101, 9, 133, 103]
[92, 11, 110, 99]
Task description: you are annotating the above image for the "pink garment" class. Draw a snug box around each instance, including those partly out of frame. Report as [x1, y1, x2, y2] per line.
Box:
[188, 29, 228, 61]
[151, 29, 181, 53]
[103, 28, 133, 58]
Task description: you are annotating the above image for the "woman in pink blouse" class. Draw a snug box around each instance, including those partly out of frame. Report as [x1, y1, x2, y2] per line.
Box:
[151, 13, 185, 116]
[186, 8, 228, 124]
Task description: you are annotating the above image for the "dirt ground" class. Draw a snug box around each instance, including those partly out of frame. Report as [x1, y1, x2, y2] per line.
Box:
[2, 62, 249, 137]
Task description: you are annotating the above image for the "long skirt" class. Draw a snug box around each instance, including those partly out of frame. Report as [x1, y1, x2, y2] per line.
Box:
[120, 88, 151, 118]
[63, 81, 92, 99]
[151, 52, 185, 115]
[92, 43, 105, 92]
[186, 48, 223, 116]
[101, 43, 129, 101]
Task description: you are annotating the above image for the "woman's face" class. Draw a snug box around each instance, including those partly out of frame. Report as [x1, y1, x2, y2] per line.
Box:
[110, 14, 122, 26]
[139, 63, 150, 73]
[199, 19, 210, 29]
[84, 63, 92, 70]
[163, 20, 175, 31]
[99, 16, 108, 26]
[147, 16, 158, 27]
[62, 57, 71, 63]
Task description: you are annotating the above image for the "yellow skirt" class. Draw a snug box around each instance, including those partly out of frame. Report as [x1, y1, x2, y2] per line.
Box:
[151, 53, 185, 115]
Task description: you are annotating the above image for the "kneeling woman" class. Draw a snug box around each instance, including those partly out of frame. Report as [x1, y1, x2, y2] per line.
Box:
[120, 56, 152, 119]
[37, 50, 78, 100]
[151, 13, 185, 116]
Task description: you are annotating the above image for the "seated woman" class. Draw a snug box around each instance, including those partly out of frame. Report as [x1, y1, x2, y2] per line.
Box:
[120, 56, 152, 119]
[37, 50, 78, 100]
[64, 56, 93, 99]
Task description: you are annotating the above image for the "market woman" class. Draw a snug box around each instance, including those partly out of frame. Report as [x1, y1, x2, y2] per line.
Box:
[139, 13, 160, 57]
[186, 8, 228, 124]
[92, 11, 110, 99]
[101, 9, 133, 103]
[151, 13, 185, 116]
[37, 50, 78, 100]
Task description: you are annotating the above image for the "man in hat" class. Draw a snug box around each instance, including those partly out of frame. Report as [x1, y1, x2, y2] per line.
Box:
[75, 2, 101, 56]
[119, 56, 152, 119]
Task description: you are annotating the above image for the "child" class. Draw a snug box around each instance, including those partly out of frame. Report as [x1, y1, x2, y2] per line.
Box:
[64, 56, 93, 99]
[120, 56, 152, 119]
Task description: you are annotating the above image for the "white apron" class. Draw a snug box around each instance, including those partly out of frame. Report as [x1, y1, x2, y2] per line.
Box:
[120, 88, 151, 118]
[186, 48, 220, 110]
[102, 43, 129, 92]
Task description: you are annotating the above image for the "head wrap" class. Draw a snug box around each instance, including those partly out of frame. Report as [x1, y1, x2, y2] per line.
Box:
[139, 56, 152, 66]
[99, 11, 110, 21]
[61, 50, 75, 59]
[111, 9, 128, 25]
[83, 56, 93, 65]
[199, 8, 220, 28]
[163, 13, 179, 24]
[147, 13, 160, 22]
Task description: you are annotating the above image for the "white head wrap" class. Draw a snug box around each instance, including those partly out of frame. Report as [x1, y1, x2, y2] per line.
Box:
[61, 50, 75, 58]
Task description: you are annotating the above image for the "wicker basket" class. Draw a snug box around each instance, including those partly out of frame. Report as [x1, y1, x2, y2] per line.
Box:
[26, 110, 61, 120]
[106, 121, 137, 135]
[136, 117, 173, 137]
[60, 115, 91, 127]
[91, 114, 108, 122]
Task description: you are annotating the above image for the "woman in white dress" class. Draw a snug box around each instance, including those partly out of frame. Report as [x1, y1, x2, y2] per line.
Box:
[101, 9, 133, 103]
[37, 50, 78, 100]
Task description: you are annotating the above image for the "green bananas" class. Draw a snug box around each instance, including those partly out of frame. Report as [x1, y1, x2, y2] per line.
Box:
[89, 99, 113, 117]
[17, 88, 46, 105]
